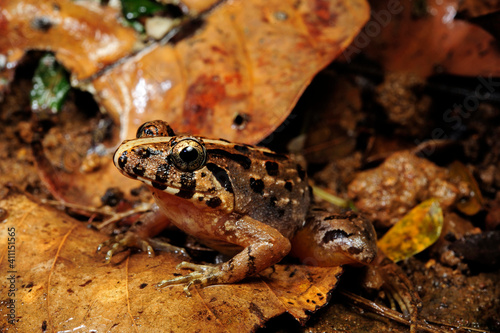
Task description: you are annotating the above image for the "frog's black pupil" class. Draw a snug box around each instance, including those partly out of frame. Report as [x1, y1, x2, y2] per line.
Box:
[179, 146, 198, 162]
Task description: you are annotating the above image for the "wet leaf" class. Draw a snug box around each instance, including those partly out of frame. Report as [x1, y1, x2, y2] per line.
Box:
[1, 0, 370, 205]
[448, 161, 484, 216]
[378, 198, 444, 263]
[0, 0, 138, 80]
[30, 54, 70, 114]
[356, 0, 500, 78]
[457, 0, 500, 18]
[348, 151, 458, 228]
[0, 190, 342, 331]
[0, 0, 370, 144]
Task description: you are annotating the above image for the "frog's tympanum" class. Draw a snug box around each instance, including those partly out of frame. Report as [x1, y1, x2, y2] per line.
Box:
[104, 120, 377, 295]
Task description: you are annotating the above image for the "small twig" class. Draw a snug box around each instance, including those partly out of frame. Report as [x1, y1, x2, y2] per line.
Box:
[340, 290, 448, 333]
[42, 199, 153, 230]
[97, 202, 153, 230]
[42, 199, 115, 215]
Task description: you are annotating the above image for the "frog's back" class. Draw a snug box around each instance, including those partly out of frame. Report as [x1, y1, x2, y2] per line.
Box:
[204, 141, 311, 239]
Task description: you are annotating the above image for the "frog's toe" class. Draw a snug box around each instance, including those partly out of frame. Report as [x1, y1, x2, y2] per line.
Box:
[176, 261, 213, 272]
[147, 238, 191, 258]
[97, 232, 155, 263]
[157, 264, 220, 296]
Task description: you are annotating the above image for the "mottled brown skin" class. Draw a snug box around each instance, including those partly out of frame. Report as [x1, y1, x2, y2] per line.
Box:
[105, 120, 377, 295]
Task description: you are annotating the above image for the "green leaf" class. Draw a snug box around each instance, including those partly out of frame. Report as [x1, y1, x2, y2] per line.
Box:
[312, 186, 355, 209]
[30, 54, 70, 114]
[121, 0, 165, 21]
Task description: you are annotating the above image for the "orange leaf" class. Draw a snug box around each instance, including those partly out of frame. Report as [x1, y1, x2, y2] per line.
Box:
[0, 190, 341, 331]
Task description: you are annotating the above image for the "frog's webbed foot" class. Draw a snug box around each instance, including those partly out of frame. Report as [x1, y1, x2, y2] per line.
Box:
[157, 262, 221, 296]
[97, 232, 189, 263]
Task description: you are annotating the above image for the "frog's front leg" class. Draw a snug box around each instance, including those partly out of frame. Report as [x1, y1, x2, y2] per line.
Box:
[97, 204, 189, 261]
[158, 215, 291, 296]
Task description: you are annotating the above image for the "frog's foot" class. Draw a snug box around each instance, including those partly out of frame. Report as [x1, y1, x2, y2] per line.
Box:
[157, 262, 221, 296]
[147, 238, 190, 257]
[97, 232, 155, 263]
[97, 233, 190, 263]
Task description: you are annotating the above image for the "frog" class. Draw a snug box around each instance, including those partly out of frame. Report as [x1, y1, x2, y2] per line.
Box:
[100, 120, 377, 295]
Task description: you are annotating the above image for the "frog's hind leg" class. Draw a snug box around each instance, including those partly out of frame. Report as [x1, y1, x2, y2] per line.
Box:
[290, 207, 377, 267]
[158, 214, 291, 296]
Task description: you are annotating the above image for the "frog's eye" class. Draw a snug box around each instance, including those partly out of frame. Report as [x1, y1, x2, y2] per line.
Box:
[170, 138, 206, 171]
[136, 120, 176, 138]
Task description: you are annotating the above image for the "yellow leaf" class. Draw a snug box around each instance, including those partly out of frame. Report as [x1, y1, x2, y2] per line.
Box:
[378, 198, 443, 262]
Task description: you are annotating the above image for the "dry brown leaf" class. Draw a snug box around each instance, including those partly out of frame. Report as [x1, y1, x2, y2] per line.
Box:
[93, 0, 371, 144]
[457, 0, 500, 18]
[356, 0, 500, 78]
[0, 190, 342, 332]
[1, 0, 370, 205]
[0, 0, 138, 80]
[1, 0, 370, 144]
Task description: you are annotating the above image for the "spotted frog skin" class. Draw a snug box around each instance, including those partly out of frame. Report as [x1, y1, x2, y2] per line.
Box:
[107, 120, 377, 295]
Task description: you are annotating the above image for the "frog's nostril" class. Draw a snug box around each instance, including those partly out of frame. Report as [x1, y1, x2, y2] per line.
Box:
[134, 147, 151, 159]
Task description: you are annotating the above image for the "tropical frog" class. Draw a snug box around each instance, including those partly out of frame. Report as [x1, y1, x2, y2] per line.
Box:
[101, 120, 377, 295]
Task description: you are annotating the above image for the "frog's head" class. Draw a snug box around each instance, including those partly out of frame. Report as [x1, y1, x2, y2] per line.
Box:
[114, 121, 235, 211]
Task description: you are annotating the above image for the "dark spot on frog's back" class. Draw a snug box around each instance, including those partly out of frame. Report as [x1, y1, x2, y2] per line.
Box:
[206, 163, 233, 193]
[348, 247, 363, 255]
[324, 214, 349, 221]
[208, 149, 251, 169]
[296, 164, 306, 181]
[249, 178, 265, 194]
[206, 197, 222, 208]
[322, 230, 352, 244]
[263, 151, 287, 160]
[265, 161, 279, 176]
[285, 181, 293, 192]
